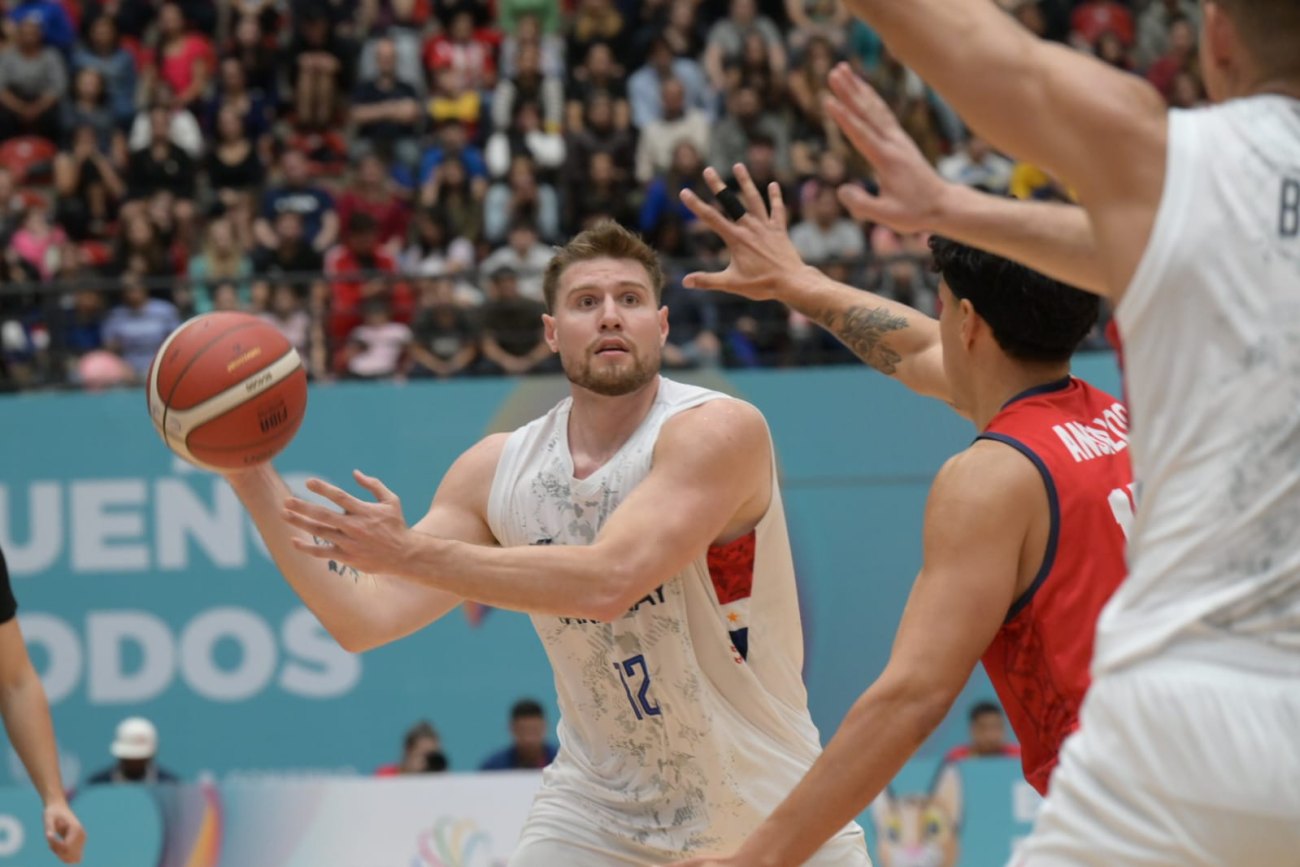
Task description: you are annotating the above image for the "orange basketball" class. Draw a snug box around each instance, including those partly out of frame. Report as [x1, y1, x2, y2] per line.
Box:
[146, 312, 308, 471]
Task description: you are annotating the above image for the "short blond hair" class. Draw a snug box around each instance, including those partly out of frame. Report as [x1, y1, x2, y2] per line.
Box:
[541, 221, 665, 313]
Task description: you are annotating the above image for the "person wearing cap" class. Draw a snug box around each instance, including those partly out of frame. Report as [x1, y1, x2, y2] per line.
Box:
[0, 543, 85, 863]
[84, 717, 179, 785]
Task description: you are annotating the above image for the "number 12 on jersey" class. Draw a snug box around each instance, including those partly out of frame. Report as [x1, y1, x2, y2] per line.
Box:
[615, 654, 662, 720]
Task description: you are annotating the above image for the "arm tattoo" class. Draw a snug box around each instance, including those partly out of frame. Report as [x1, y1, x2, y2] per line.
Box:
[310, 536, 361, 583]
[813, 304, 909, 375]
[327, 559, 362, 582]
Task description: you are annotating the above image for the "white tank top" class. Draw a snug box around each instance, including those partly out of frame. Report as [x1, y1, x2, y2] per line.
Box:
[487, 377, 865, 858]
[1098, 96, 1300, 676]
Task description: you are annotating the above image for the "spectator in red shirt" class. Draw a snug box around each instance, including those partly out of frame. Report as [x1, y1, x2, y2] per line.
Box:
[1145, 16, 1197, 100]
[325, 211, 412, 347]
[145, 3, 215, 111]
[943, 701, 1022, 764]
[1069, 0, 1134, 48]
[422, 9, 498, 93]
[336, 154, 411, 256]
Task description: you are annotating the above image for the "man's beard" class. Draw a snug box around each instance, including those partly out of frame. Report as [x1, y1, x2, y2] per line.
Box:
[562, 346, 660, 396]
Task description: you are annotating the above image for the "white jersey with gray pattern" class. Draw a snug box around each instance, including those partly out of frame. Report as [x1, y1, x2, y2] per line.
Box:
[1103, 97, 1300, 677]
[487, 376, 866, 858]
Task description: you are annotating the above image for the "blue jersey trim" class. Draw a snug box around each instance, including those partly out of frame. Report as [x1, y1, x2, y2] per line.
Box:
[730, 628, 749, 660]
[1001, 376, 1072, 410]
[976, 432, 1060, 623]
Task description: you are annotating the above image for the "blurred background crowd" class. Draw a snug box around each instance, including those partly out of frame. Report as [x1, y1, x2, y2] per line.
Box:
[0, 0, 1199, 389]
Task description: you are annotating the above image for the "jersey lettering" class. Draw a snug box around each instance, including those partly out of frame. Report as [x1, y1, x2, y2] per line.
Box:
[615, 654, 661, 720]
[1281, 177, 1300, 238]
[1107, 482, 1138, 540]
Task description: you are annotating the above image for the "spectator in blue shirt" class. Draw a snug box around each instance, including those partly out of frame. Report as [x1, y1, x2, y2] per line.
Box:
[627, 36, 714, 130]
[480, 699, 558, 771]
[73, 16, 137, 128]
[417, 120, 488, 187]
[254, 149, 339, 253]
[101, 275, 180, 378]
[8, 0, 74, 53]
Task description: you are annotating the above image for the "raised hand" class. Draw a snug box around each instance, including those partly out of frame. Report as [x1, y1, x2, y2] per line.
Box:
[824, 62, 951, 234]
[678, 164, 814, 302]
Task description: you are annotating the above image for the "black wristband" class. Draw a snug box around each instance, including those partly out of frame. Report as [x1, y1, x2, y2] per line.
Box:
[715, 187, 747, 222]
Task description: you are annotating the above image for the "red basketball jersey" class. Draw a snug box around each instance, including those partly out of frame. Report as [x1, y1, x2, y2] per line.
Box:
[977, 376, 1132, 795]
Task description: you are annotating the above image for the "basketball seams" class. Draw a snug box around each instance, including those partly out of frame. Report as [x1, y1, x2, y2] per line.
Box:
[168, 347, 303, 432]
[148, 324, 191, 452]
[164, 320, 266, 405]
[158, 318, 266, 444]
[184, 372, 308, 453]
[147, 313, 308, 471]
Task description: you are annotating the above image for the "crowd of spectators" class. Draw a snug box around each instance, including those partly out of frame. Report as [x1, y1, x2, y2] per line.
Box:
[81, 700, 559, 788]
[0, 0, 1203, 390]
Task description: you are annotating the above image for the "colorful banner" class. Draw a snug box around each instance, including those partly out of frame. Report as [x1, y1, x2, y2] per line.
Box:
[0, 757, 1040, 866]
[0, 361, 1120, 786]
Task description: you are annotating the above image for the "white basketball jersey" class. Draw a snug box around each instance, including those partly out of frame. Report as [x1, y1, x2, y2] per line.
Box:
[1097, 96, 1300, 676]
[487, 377, 866, 859]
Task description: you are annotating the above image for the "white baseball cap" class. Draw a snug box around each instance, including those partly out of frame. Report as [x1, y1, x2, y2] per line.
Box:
[110, 717, 158, 760]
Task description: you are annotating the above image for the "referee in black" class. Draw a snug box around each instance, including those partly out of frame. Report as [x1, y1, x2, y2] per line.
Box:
[0, 544, 85, 862]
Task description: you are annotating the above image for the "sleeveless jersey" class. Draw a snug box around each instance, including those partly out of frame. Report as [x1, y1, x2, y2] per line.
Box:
[487, 377, 866, 858]
[976, 377, 1132, 794]
[1100, 96, 1300, 677]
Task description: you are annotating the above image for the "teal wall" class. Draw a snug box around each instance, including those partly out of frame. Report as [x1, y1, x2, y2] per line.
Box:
[0, 358, 1121, 785]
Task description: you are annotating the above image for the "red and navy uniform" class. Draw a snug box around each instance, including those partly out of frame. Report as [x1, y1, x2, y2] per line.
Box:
[977, 376, 1132, 794]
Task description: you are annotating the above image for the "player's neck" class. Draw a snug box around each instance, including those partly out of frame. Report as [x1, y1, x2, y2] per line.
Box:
[972, 363, 1072, 432]
[1246, 78, 1300, 101]
[566, 376, 661, 478]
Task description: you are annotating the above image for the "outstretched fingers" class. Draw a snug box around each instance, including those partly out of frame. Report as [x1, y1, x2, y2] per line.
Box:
[353, 469, 398, 504]
[731, 163, 768, 220]
[768, 180, 787, 230]
[680, 186, 737, 239]
[305, 477, 367, 513]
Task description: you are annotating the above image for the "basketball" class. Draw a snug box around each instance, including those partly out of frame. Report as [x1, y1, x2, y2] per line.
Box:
[146, 312, 308, 471]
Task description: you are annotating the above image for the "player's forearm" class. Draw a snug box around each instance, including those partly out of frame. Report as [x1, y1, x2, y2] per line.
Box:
[775, 264, 950, 401]
[227, 465, 456, 650]
[737, 678, 953, 867]
[937, 185, 1106, 294]
[841, 0, 1043, 168]
[0, 673, 68, 805]
[399, 535, 636, 621]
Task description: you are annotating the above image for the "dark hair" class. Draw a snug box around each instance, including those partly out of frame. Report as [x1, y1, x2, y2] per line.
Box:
[969, 701, 1003, 723]
[1210, 0, 1300, 78]
[929, 235, 1098, 363]
[403, 720, 439, 750]
[511, 699, 545, 721]
[347, 211, 379, 236]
